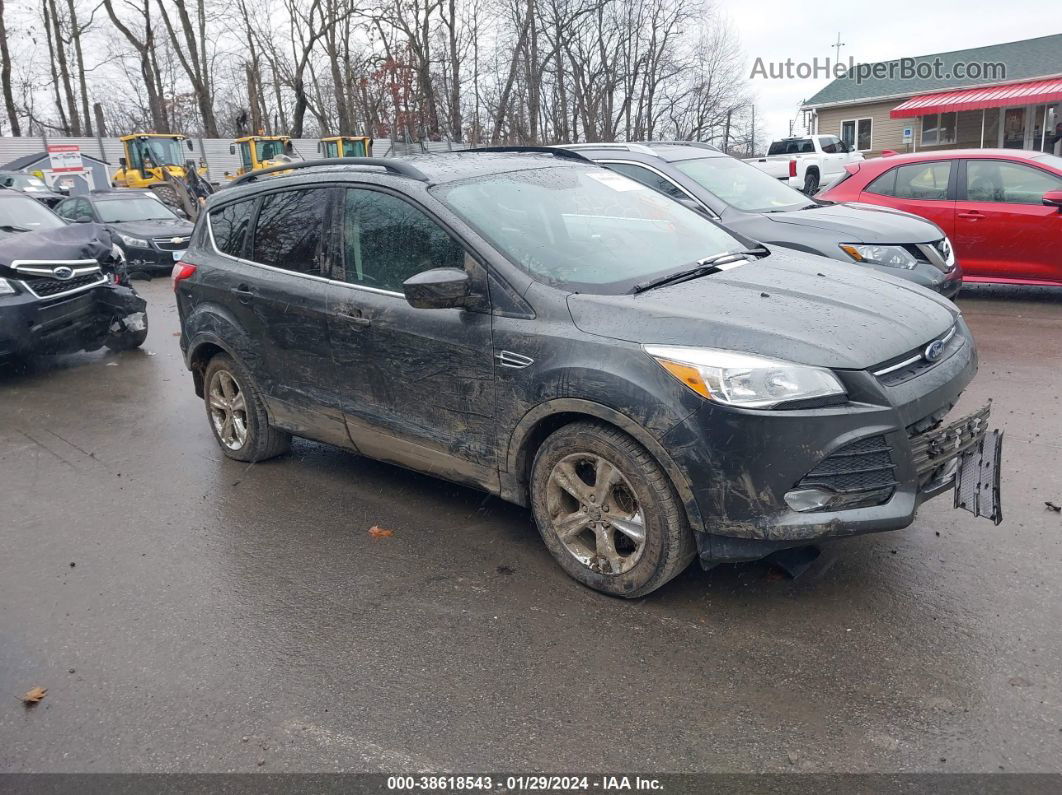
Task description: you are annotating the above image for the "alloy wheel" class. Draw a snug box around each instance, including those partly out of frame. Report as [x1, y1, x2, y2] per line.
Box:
[545, 452, 646, 575]
[208, 369, 248, 450]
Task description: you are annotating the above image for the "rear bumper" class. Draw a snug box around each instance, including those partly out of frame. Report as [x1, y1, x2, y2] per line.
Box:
[0, 284, 146, 358]
[660, 321, 992, 564]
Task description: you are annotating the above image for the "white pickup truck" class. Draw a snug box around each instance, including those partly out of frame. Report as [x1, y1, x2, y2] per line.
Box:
[744, 134, 864, 194]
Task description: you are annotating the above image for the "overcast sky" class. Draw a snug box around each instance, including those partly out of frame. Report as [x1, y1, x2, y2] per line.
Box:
[728, 0, 1054, 142]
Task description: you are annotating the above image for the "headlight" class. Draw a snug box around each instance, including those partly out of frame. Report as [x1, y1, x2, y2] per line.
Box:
[839, 243, 917, 269]
[0, 277, 16, 295]
[644, 345, 846, 409]
[117, 233, 149, 248]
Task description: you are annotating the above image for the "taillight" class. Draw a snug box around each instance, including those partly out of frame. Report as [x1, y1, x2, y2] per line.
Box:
[171, 261, 197, 291]
[788, 159, 797, 178]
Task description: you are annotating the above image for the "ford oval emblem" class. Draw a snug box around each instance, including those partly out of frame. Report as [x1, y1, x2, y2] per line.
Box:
[924, 339, 946, 362]
[52, 266, 75, 280]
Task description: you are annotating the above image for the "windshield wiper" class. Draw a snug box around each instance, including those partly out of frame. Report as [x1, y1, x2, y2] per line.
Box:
[0, 224, 31, 232]
[631, 247, 767, 294]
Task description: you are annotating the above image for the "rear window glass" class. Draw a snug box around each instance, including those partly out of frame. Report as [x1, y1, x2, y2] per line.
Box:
[210, 199, 256, 258]
[768, 139, 814, 155]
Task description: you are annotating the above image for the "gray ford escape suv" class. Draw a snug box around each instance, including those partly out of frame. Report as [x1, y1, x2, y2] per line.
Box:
[175, 151, 1002, 597]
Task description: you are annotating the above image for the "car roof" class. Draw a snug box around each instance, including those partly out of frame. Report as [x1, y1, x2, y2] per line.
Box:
[559, 142, 726, 164]
[862, 148, 1053, 168]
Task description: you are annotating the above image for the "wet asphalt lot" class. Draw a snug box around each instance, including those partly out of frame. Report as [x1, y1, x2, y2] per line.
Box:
[1, 279, 1060, 774]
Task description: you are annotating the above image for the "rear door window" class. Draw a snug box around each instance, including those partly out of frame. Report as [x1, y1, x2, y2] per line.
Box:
[210, 199, 256, 258]
[869, 162, 952, 200]
[339, 188, 465, 293]
[250, 188, 331, 276]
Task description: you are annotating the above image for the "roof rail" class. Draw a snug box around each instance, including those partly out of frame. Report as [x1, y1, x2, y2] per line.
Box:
[643, 140, 722, 152]
[557, 142, 656, 155]
[465, 146, 590, 162]
[230, 157, 429, 186]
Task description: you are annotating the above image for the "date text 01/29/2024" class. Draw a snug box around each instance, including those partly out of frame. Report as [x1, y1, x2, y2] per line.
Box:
[386, 776, 665, 791]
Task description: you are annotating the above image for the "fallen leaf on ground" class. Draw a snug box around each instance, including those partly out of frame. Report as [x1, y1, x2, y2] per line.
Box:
[1045, 501, 1061, 513]
[368, 525, 394, 539]
[21, 687, 47, 705]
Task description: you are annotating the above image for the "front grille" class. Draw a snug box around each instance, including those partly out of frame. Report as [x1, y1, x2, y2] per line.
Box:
[872, 325, 961, 386]
[153, 236, 191, 251]
[21, 272, 106, 299]
[909, 403, 992, 487]
[796, 435, 897, 494]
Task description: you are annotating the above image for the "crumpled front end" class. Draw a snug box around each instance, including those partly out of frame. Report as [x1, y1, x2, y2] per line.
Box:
[658, 318, 1003, 566]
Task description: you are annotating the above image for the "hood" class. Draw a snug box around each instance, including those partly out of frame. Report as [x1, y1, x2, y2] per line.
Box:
[109, 218, 194, 239]
[567, 247, 957, 370]
[754, 202, 943, 244]
[0, 222, 113, 271]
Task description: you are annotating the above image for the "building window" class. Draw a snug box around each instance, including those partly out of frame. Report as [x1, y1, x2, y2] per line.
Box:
[921, 112, 957, 146]
[840, 118, 872, 151]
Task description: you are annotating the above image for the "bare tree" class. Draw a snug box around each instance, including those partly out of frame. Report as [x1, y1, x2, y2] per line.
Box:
[0, 0, 20, 135]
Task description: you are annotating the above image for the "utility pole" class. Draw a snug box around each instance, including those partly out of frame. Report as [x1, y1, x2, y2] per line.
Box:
[749, 105, 756, 157]
[831, 32, 845, 63]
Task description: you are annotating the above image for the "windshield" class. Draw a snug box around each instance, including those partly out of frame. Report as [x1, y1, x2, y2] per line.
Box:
[674, 156, 812, 213]
[433, 165, 745, 294]
[135, 138, 184, 167]
[256, 139, 290, 161]
[4, 174, 48, 190]
[96, 197, 178, 223]
[0, 195, 65, 232]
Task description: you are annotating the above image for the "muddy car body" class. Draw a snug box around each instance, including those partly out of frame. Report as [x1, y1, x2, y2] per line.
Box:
[0, 192, 148, 359]
[175, 152, 1001, 597]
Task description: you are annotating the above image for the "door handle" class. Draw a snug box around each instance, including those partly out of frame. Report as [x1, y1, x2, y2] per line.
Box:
[231, 284, 254, 304]
[957, 211, 983, 219]
[337, 308, 371, 327]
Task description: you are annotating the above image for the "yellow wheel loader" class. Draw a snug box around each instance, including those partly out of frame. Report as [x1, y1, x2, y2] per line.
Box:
[113, 133, 208, 210]
[228, 136, 301, 178]
[318, 136, 373, 158]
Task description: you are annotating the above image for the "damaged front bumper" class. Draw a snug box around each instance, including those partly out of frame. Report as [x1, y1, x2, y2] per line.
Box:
[660, 322, 1004, 566]
[0, 283, 147, 358]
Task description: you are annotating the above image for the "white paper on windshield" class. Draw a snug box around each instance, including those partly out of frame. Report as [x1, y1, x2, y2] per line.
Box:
[587, 171, 645, 191]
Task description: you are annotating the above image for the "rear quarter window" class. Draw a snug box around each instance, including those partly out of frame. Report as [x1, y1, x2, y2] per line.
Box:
[210, 199, 256, 258]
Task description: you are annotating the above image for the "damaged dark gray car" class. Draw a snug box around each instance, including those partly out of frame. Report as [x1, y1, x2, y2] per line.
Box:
[175, 152, 1002, 597]
[0, 191, 148, 360]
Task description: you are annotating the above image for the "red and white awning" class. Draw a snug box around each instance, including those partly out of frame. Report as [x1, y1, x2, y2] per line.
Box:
[890, 77, 1062, 118]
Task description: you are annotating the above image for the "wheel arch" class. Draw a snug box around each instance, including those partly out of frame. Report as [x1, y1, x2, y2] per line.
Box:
[501, 398, 705, 534]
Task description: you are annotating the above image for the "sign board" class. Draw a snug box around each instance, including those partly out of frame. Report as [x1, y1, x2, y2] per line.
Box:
[47, 144, 83, 173]
[902, 127, 913, 144]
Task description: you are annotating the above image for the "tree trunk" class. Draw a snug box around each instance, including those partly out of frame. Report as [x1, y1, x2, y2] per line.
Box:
[0, 0, 20, 135]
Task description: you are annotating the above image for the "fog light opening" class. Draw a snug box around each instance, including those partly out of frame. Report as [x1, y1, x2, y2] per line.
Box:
[784, 486, 894, 513]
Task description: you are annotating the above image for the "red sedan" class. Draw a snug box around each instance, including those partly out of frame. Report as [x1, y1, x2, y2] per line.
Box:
[819, 149, 1062, 286]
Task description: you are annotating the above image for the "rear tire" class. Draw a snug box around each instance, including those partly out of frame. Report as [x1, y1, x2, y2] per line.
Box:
[203, 353, 291, 462]
[803, 169, 820, 195]
[530, 421, 696, 597]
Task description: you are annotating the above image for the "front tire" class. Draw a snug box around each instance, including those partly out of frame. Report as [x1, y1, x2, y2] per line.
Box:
[530, 421, 695, 597]
[203, 353, 290, 462]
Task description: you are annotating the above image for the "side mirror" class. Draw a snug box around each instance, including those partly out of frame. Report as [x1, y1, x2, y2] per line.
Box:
[187, 139, 194, 150]
[1042, 190, 1062, 211]
[119, 156, 127, 168]
[402, 268, 470, 309]
[229, 144, 236, 155]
